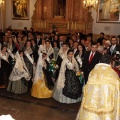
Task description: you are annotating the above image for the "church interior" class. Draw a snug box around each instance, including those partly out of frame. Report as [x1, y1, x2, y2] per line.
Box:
[0, 0, 120, 120]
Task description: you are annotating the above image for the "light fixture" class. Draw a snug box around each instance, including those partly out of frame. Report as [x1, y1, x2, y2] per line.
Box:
[83, 0, 98, 10]
[0, 0, 4, 32]
[0, 0, 4, 7]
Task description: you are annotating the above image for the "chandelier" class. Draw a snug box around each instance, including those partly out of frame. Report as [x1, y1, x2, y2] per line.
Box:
[83, 0, 99, 9]
[0, 0, 4, 7]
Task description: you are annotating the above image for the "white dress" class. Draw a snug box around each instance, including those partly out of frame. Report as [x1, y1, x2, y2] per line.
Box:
[53, 57, 82, 104]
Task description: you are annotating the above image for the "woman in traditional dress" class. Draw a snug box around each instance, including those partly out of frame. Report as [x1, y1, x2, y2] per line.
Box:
[24, 40, 34, 91]
[0, 45, 11, 88]
[56, 42, 69, 67]
[7, 50, 30, 94]
[38, 38, 45, 55]
[31, 53, 53, 98]
[53, 41, 59, 61]
[75, 44, 85, 69]
[53, 49, 82, 104]
[41, 40, 54, 61]
[55, 42, 69, 80]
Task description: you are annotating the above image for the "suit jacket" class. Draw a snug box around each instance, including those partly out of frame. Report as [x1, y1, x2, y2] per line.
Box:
[35, 38, 42, 47]
[108, 44, 120, 57]
[74, 50, 79, 58]
[82, 51, 102, 74]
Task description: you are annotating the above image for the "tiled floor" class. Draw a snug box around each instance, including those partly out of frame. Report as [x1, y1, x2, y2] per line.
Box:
[0, 89, 81, 120]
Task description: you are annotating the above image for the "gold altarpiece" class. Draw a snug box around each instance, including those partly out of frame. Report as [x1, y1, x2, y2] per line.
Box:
[32, 0, 93, 34]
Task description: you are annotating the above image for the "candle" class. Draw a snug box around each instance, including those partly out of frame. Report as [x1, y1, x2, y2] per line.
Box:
[75, 22, 76, 30]
[45, 21, 46, 29]
[67, 22, 69, 30]
[41, 21, 42, 29]
[71, 22, 73, 30]
[38, 21, 40, 28]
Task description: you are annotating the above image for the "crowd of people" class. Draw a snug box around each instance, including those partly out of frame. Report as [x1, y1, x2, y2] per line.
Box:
[0, 27, 120, 107]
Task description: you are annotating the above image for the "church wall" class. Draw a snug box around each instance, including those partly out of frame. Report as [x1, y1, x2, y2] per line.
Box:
[5, 0, 37, 29]
[5, 0, 120, 35]
[92, 8, 120, 36]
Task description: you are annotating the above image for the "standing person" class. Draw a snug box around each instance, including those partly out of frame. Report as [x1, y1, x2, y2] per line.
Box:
[24, 40, 34, 91]
[97, 32, 105, 45]
[53, 49, 82, 104]
[38, 38, 46, 55]
[56, 43, 69, 67]
[73, 41, 79, 57]
[0, 45, 11, 88]
[7, 51, 30, 94]
[76, 54, 120, 120]
[53, 41, 59, 61]
[35, 32, 42, 50]
[31, 53, 53, 98]
[75, 44, 85, 69]
[42, 40, 54, 61]
[82, 42, 102, 84]
[108, 36, 120, 57]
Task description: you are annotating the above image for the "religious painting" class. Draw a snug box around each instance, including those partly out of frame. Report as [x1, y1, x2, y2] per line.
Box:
[54, 0, 66, 18]
[11, 0, 29, 20]
[97, 0, 120, 23]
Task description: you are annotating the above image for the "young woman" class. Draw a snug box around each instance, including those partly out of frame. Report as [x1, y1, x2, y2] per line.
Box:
[56, 43, 69, 67]
[7, 50, 30, 94]
[53, 49, 82, 104]
[31, 53, 53, 98]
[0, 45, 11, 88]
[42, 40, 54, 61]
[75, 44, 85, 69]
[53, 41, 59, 61]
[24, 40, 34, 90]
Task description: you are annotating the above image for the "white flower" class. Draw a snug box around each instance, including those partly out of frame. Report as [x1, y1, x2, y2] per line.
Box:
[0, 115, 15, 120]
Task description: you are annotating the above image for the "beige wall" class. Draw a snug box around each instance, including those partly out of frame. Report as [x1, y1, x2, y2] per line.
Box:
[5, 1, 120, 35]
[5, 0, 37, 30]
[91, 8, 120, 35]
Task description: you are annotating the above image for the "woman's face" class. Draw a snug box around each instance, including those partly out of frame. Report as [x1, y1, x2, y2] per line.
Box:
[20, 52, 23, 57]
[46, 42, 50, 48]
[69, 39, 73, 44]
[26, 42, 31, 48]
[67, 52, 73, 59]
[78, 45, 83, 51]
[17, 37, 22, 43]
[42, 39, 45, 44]
[9, 38, 13, 43]
[53, 42, 57, 47]
[62, 45, 67, 51]
[54, 35, 58, 40]
[2, 47, 7, 52]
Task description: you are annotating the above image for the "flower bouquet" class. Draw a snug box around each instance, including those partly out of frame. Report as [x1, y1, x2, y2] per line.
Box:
[76, 71, 84, 84]
[49, 59, 59, 80]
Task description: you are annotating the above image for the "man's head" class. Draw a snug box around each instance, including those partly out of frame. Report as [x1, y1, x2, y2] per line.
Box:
[100, 54, 112, 64]
[73, 41, 79, 49]
[111, 36, 117, 45]
[100, 32, 104, 38]
[91, 42, 98, 53]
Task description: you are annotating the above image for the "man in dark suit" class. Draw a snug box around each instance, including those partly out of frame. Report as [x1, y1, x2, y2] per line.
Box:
[34, 32, 42, 50]
[97, 32, 104, 45]
[73, 41, 79, 57]
[108, 36, 120, 57]
[82, 42, 102, 83]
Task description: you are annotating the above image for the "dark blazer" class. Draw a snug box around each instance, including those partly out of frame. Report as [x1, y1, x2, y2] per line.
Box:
[34, 38, 42, 46]
[82, 51, 102, 83]
[74, 50, 79, 58]
[108, 44, 120, 57]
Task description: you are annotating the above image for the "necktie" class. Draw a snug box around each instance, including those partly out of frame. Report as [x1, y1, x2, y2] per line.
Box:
[89, 52, 94, 63]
